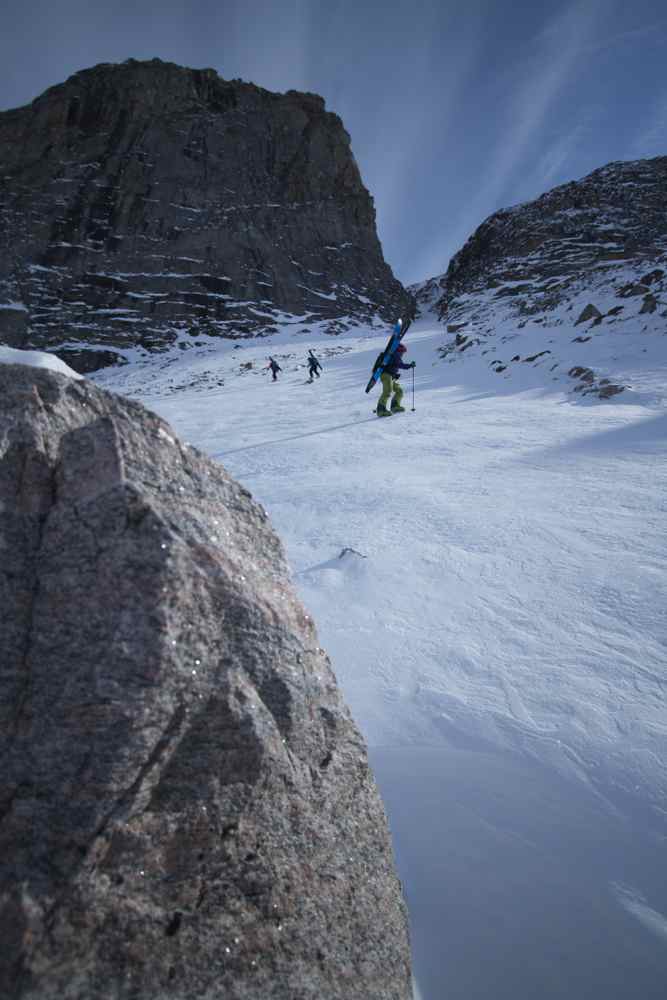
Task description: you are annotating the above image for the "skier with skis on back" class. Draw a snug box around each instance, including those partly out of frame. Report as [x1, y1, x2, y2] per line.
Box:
[307, 351, 322, 382]
[376, 343, 415, 416]
[267, 357, 282, 381]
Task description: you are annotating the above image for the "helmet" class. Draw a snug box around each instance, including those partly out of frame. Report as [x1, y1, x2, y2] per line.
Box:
[397, 344, 407, 353]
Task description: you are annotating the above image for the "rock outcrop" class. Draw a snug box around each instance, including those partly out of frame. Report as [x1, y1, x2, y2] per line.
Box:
[425, 157, 667, 400]
[438, 156, 667, 313]
[0, 59, 411, 370]
[0, 364, 412, 999]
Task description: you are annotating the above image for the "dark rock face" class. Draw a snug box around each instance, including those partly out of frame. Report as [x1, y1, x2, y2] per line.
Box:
[407, 275, 442, 317]
[0, 364, 412, 999]
[437, 157, 667, 315]
[0, 59, 411, 370]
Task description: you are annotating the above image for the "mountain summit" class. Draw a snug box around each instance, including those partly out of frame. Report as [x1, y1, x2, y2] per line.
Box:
[0, 59, 410, 371]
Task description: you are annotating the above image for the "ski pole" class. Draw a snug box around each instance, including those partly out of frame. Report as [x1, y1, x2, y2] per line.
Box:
[411, 364, 415, 411]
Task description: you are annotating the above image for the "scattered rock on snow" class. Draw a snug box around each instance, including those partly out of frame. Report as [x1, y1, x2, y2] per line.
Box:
[575, 304, 602, 325]
[617, 282, 650, 298]
[640, 294, 658, 314]
[568, 365, 595, 383]
[523, 350, 551, 362]
[598, 383, 625, 398]
[640, 268, 664, 286]
[567, 366, 625, 399]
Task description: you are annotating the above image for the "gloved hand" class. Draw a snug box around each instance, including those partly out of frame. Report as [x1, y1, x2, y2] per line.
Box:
[410, 361, 416, 368]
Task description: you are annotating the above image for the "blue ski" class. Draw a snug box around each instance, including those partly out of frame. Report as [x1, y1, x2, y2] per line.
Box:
[364, 317, 411, 393]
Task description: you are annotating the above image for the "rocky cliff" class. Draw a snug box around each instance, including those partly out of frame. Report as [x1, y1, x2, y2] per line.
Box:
[0, 364, 412, 999]
[0, 59, 411, 372]
[426, 157, 667, 399]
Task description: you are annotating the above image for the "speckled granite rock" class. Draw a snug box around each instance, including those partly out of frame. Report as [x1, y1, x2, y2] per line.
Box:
[0, 59, 411, 369]
[0, 364, 412, 999]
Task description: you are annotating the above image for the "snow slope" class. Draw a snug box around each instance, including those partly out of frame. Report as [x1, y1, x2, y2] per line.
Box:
[430, 255, 667, 404]
[90, 312, 666, 999]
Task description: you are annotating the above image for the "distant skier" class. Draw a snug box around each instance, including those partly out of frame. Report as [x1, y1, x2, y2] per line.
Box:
[307, 351, 322, 382]
[267, 357, 282, 381]
[376, 343, 415, 417]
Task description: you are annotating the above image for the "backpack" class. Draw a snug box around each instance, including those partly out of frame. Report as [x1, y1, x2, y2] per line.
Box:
[372, 352, 385, 373]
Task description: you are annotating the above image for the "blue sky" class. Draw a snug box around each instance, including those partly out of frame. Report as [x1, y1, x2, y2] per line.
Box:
[1, 0, 666, 285]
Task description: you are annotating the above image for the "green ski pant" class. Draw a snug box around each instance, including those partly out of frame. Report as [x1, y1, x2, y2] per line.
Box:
[379, 372, 403, 409]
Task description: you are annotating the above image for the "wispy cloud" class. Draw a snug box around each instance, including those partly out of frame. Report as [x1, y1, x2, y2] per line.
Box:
[331, 4, 485, 282]
[629, 89, 667, 159]
[531, 101, 603, 192]
[534, 124, 589, 189]
[583, 17, 667, 56]
[611, 882, 667, 943]
[215, 0, 313, 93]
[366, 24, 482, 244]
[480, 0, 605, 206]
[419, 0, 609, 279]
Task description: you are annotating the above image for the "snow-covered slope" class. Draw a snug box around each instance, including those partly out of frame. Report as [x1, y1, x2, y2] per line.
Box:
[90, 308, 667, 999]
[430, 260, 666, 405]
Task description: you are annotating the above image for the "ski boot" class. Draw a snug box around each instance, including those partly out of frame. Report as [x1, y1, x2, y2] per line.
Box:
[391, 403, 405, 414]
[376, 403, 392, 417]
